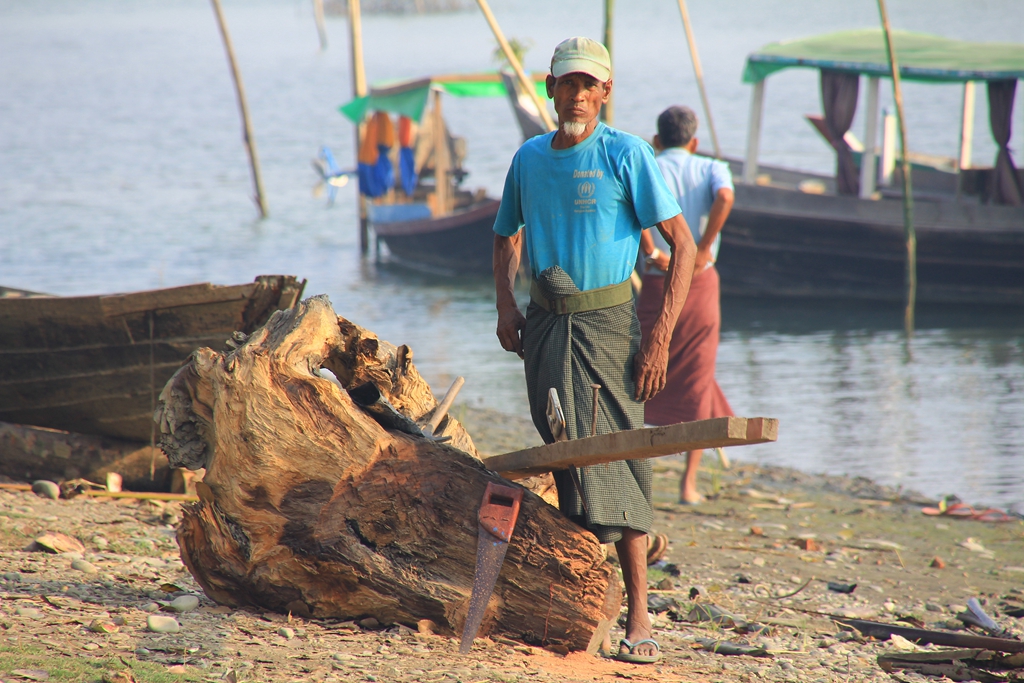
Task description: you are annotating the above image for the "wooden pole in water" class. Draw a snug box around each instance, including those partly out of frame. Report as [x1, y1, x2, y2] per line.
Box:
[876, 0, 916, 337]
[675, 0, 720, 157]
[209, 0, 268, 218]
[601, 0, 614, 124]
[313, 0, 328, 50]
[474, 0, 556, 132]
[348, 0, 369, 254]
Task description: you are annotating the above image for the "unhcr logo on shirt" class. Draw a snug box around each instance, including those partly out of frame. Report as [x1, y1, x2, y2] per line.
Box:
[575, 179, 597, 213]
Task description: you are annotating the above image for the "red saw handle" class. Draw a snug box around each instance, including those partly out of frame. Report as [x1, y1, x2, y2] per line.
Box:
[478, 482, 523, 543]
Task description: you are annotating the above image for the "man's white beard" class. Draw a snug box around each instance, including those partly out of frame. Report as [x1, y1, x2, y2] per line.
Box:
[560, 120, 588, 137]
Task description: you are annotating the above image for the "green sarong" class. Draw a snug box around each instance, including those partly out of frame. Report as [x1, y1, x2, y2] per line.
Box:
[522, 266, 653, 544]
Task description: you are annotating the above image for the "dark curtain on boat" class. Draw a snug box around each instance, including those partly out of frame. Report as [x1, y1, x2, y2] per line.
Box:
[820, 69, 860, 196]
[987, 79, 1023, 206]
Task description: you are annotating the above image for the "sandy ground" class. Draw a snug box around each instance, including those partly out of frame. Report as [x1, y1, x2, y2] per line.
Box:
[1, 406, 1023, 683]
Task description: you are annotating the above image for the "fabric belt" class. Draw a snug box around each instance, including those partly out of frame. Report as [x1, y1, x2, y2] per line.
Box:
[529, 278, 633, 315]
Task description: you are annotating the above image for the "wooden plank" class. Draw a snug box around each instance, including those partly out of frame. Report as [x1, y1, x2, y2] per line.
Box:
[99, 282, 254, 318]
[483, 416, 778, 480]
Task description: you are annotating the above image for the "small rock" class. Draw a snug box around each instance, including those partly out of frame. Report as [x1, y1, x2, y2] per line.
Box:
[655, 577, 674, 591]
[925, 602, 943, 612]
[930, 556, 946, 569]
[88, 619, 119, 634]
[359, 617, 380, 630]
[140, 602, 160, 613]
[793, 538, 820, 552]
[134, 647, 151, 657]
[147, 615, 181, 634]
[82, 642, 100, 651]
[416, 619, 436, 635]
[882, 601, 896, 613]
[889, 634, 918, 652]
[165, 595, 200, 613]
[749, 526, 764, 536]
[71, 559, 98, 574]
[277, 626, 295, 639]
[752, 557, 766, 567]
[4, 571, 22, 582]
[332, 653, 355, 661]
[945, 619, 963, 630]
[15, 607, 43, 619]
[32, 532, 85, 554]
[31, 480, 60, 500]
[92, 536, 109, 549]
[10, 669, 49, 682]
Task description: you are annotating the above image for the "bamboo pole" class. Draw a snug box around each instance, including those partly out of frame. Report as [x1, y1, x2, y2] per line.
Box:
[313, 0, 328, 50]
[876, 0, 916, 337]
[473, 0, 556, 132]
[675, 0, 720, 158]
[348, 0, 369, 254]
[601, 0, 614, 124]
[431, 91, 451, 215]
[210, 0, 268, 218]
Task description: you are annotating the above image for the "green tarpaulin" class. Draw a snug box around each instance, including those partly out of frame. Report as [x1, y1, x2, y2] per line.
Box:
[339, 73, 548, 123]
[744, 29, 1024, 84]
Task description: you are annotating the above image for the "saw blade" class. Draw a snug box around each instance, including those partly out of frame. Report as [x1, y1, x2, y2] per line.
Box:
[459, 526, 511, 654]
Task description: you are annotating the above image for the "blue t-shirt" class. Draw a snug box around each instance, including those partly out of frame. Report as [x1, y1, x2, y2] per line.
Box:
[651, 148, 734, 265]
[493, 123, 681, 292]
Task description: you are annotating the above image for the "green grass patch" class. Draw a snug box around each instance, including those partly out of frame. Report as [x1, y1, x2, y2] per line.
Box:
[0, 643, 207, 682]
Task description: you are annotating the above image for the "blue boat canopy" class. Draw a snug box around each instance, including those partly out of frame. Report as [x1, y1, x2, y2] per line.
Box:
[744, 29, 1024, 84]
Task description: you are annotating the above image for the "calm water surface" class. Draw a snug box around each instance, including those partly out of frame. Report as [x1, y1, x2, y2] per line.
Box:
[1, 0, 1022, 508]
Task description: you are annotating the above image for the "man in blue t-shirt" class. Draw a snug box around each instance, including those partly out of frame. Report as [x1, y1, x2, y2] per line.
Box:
[492, 37, 697, 664]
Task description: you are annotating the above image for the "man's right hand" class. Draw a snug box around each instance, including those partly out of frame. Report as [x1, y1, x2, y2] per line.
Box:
[496, 304, 527, 359]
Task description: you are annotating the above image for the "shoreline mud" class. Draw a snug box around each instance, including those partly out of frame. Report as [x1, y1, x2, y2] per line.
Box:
[1, 405, 1022, 682]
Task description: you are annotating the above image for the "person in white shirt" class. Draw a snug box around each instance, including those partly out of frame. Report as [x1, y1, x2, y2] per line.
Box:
[637, 105, 735, 505]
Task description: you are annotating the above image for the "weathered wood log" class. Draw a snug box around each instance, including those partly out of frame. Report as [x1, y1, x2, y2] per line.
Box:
[485, 416, 779, 479]
[157, 296, 620, 650]
[0, 421, 170, 490]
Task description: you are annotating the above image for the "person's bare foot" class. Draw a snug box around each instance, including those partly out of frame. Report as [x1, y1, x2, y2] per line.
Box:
[613, 529, 659, 660]
[679, 449, 704, 504]
[618, 610, 657, 659]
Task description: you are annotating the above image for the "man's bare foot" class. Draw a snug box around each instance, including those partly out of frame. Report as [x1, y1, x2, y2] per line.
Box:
[613, 529, 658, 661]
[618, 610, 658, 659]
[679, 449, 704, 504]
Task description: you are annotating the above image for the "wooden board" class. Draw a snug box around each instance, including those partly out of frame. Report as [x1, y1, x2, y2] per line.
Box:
[483, 416, 778, 480]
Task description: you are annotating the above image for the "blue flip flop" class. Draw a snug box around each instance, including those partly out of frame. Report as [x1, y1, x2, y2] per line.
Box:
[615, 638, 661, 664]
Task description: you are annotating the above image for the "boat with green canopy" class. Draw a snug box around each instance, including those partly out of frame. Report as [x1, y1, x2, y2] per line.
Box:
[338, 72, 546, 275]
[717, 28, 1024, 306]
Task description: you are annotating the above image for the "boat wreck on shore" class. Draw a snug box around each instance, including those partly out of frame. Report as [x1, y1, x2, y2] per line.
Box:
[0, 275, 305, 488]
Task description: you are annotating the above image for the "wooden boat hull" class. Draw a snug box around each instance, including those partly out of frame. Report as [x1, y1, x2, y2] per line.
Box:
[372, 199, 513, 276]
[0, 275, 305, 442]
[718, 182, 1024, 306]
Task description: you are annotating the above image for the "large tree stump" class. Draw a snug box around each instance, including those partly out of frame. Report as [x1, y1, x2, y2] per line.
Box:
[157, 296, 619, 650]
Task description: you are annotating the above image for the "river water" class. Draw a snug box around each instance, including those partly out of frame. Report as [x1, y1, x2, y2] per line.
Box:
[1, 0, 1022, 509]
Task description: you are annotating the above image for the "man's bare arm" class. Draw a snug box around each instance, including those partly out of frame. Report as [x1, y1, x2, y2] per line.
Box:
[633, 212, 696, 401]
[493, 232, 526, 358]
[694, 187, 734, 271]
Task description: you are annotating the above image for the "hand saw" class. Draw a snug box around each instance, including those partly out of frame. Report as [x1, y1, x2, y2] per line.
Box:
[458, 481, 523, 654]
